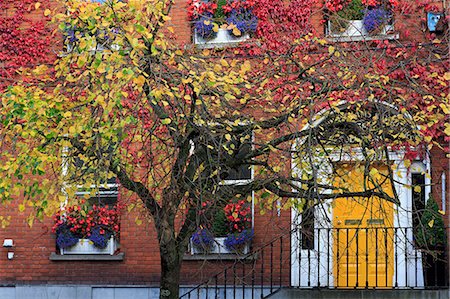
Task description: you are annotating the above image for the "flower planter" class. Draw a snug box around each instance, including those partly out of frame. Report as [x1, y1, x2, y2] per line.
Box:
[60, 236, 118, 255]
[328, 19, 393, 37]
[190, 237, 250, 255]
[193, 28, 249, 48]
[329, 20, 366, 37]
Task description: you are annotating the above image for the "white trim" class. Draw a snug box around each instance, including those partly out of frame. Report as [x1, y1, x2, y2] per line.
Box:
[326, 14, 399, 42]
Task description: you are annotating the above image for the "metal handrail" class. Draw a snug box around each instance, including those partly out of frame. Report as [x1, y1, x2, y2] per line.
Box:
[180, 226, 449, 298]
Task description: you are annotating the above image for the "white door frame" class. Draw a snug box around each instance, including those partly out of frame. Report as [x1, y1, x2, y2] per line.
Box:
[289, 102, 430, 288]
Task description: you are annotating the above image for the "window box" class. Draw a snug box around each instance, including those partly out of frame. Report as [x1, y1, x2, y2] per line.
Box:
[327, 19, 395, 39]
[194, 28, 249, 48]
[190, 237, 250, 255]
[60, 236, 118, 255]
[325, 0, 398, 42]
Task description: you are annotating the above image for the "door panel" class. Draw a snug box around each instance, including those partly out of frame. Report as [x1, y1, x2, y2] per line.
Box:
[333, 164, 394, 288]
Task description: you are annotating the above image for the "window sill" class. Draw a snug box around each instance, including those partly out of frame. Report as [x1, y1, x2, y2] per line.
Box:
[326, 20, 398, 42]
[193, 28, 250, 49]
[183, 252, 258, 261]
[49, 252, 125, 261]
[190, 237, 251, 255]
[327, 33, 399, 42]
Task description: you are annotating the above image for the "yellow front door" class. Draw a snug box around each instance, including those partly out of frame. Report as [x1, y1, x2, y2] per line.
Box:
[333, 164, 394, 288]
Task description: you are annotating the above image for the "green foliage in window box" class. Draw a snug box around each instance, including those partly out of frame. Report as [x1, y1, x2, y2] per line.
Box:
[329, 0, 365, 33]
[211, 208, 229, 237]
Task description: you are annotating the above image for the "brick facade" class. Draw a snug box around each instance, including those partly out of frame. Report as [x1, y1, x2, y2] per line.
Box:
[0, 0, 448, 290]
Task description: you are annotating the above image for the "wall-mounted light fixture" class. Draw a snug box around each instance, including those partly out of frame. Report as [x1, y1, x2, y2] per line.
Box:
[427, 12, 443, 32]
[3, 239, 14, 260]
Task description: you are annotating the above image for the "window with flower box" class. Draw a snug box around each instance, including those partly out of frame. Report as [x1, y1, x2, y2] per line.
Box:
[50, 148, 123, 260]
[61, 0, 122, 54]
[188, 0, 258, 48]
[188, 130, 255, 256]
[325, 0, 398, 41]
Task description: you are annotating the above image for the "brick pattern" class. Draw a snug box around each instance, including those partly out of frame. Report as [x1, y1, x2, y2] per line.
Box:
[430, 146, 450, 227]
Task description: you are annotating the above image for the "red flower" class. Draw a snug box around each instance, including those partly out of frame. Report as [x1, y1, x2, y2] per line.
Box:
[53, 202, 121, 238]
[224, 201, 252, 233]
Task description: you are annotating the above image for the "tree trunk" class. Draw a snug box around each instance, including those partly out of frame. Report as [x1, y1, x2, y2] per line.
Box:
[158, 221, 185, 299]
[159, 234, 183, 299]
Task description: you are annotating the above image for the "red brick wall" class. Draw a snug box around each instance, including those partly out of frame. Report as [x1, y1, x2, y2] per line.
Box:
[0, 192, 292, 285]
[430, 145, 450, 227]
[0, 0, 447, 289]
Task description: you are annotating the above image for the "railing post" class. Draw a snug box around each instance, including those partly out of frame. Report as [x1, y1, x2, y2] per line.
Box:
[270, 242, 273, 293]
[415, 238, 419, 288]
[394, 227, 398, 288]
[385, 228, 388, 288]
[365, 228, 369, 289]
[346, 228, 349, 288]
[405, 227, 408, 288]
[279, 236, 283, 289]
[233, 263, 236, 299]
[299, 230, 302, 287]
[375, 228, 378, 288]
[260, 248, 264, 298]
[317, 228, 321, 288]
[356, 228, 359, 288]
[336, 228, 340, 288]
[327, 228, 330, 288]
[224, 268, 227, 299]
[242, 260, 246, 299]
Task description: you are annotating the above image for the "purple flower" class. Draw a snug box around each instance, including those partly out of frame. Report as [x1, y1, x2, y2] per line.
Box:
[191, 228, 215, 249]
[56, 224, 79, 249]
[88, 226, 113, 249]
[195, 13, 217, 39]
[226, 9, 258, 36]
[363, 8, 390, 33]
[224, 229, 254, 251]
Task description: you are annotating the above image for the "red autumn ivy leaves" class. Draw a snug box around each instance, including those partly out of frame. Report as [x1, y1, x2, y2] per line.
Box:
[0, 0, 54, 92]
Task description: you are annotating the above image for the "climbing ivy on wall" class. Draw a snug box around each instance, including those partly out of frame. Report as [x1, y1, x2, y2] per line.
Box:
[252, 0, 315, 52]
[0, 0, 54, 91]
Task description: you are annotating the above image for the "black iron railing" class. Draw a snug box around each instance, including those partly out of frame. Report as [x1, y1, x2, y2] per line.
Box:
[292, 227, 449, 289]
[180, 227, 449, 298]
[180, 231, 290, 299]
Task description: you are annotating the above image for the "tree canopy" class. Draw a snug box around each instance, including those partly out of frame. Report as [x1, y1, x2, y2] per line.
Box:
[0, 0, 449, 298]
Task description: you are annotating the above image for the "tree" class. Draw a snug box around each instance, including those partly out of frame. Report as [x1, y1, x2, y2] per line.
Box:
[0, 0, 448, 298]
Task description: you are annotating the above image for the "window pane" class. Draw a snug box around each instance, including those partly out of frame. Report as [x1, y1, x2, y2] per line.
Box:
[412, 173, 425, 248]
[222, 141, 252, 181]
[301, 207, 315, 250]
[72, 155, 118, 206]
[226, 164, 251, 181]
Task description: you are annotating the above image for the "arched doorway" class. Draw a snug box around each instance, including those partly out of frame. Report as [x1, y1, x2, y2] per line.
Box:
[290, 101, 429, 288]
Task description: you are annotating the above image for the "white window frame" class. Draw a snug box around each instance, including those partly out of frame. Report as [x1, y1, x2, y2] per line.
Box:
[61, 145, 119, 210]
